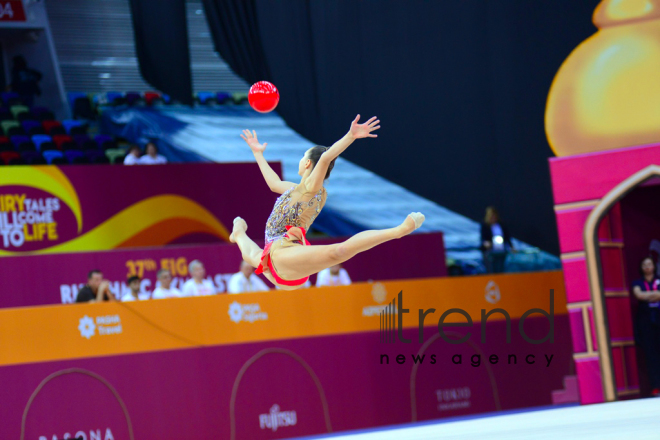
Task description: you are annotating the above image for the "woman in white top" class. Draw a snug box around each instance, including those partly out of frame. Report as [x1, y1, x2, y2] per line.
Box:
[181, 260, 216, 296]
[123, 145, 142, 165]
[316, 263, 351, 287]
[152, 269, 182, 299]
[138, 142, 168, 165]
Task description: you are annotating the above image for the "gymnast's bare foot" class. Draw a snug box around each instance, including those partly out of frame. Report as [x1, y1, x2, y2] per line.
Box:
[229, 217, 248, 243]
[398, 212, 425, 237]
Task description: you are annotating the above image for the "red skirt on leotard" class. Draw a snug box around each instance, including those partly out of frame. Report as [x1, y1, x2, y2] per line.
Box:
[255, 225, 311, 287]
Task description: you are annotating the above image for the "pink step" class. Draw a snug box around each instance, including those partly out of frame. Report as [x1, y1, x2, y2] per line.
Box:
[552, 375, 580, 404]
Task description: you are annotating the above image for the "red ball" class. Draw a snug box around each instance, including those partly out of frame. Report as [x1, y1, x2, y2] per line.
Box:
[248, 81, 280, 113]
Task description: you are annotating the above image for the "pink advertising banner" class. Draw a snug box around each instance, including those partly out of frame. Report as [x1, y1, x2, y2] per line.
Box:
[0, 232, 445, 309]
[0, 163, 281, 255]
[2, 318, 572, 440]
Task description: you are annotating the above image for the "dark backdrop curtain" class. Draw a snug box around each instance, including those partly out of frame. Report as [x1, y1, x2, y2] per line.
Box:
[203, 0, 601, 255]
[129, 0, 193, 105]
[201, 0, 272, 84]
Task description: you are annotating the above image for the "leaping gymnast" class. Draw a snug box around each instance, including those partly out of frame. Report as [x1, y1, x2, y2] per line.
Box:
[230, 115, 425, 290]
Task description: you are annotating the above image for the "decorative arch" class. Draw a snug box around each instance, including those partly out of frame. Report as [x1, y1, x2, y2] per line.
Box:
[583, 165, 660, 402]
[21, 368, 134, 440]
[229, 347, 332, 440]
[410, 330, 501, 422]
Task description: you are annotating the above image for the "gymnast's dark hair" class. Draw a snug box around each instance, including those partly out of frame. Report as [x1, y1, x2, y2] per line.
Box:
[307, 146, 336, 180]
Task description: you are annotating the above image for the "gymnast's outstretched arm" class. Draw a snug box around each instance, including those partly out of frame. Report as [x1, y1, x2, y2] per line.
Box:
[241, 129, 296, 194]
[305, 115, 380, 193]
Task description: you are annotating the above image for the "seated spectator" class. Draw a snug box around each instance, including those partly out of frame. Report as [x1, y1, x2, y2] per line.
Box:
[316, 263, 352, 287]
[121, 275, 142, 302]
[152, 269, 181, 299]
[123, 145, 142, 165]
[228, 261, 269, 294]
[182, 260, 216, 296]
[138, 142, 167, 165]
[76, 270, 115, 302]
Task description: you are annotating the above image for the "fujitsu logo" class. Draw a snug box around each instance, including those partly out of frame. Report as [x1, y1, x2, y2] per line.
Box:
[258, 404, 297, 432]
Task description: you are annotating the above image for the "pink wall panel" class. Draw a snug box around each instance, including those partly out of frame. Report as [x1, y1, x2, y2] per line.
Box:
[575, 357, 604, 404]
[562, 258, 591, 303]
[549, 143, 660, 205]
[569, 309, 587, 353]
[556, 208, 593, 253]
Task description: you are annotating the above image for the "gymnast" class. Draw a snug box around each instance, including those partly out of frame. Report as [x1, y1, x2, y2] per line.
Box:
[231, 115, 425, 290]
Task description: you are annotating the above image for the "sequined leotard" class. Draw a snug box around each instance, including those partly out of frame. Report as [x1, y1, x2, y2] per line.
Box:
[255, 183, 327, 288]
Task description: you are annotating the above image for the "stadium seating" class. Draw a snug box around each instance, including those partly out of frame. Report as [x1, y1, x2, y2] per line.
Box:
[197, 91, 215, 105]
[125, 92, 142, 106]
[0, 150, 20, 164]
[75, 90, 242, 117]
[31, 107, 55, 121]
[216, 92, 232, 104]
[22, 120, 44, 135]
[21, 151, 42, 164]
[10, 105, 30, 120]
[144, 91, 162, 106]
[43, 150, 64, 164]
[1, 92, 20, 106]
[105, 148, 127, 164]
[0, 95, 125, 166]
[42, 120, 65, 135]
[62, 119, 86, 135]
[0, 137, 12, 152]
[64, 150, 85, 163]
[2, 120, 21, 136]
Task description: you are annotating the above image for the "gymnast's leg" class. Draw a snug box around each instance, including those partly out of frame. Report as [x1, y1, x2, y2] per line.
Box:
[273, 212, 425, 281]
[229, 217, 263, 268]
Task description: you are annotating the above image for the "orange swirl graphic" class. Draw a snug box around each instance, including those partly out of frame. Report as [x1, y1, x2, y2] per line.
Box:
[0, 195, 229, 255]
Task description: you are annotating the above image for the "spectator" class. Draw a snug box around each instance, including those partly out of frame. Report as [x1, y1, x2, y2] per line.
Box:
[182, 260, 216, 296]
[228, 261, 270, 293]
[138, 142, 167, 165]
[316, 263, 352, 287]
[10, 55, 42, 107]
[480, 206, 514, 273]
[152, 269, 182, 299]
[121, 275, 142, 302]
[632, 256, 660, 397]
[76, 270, 115, 303]
[124, 145, 142, 165]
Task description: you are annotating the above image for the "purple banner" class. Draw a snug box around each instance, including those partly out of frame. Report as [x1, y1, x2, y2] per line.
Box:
[0, 232, 445, 309]
[0, 163, 280, 254]
[3, 317, 571, 440]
